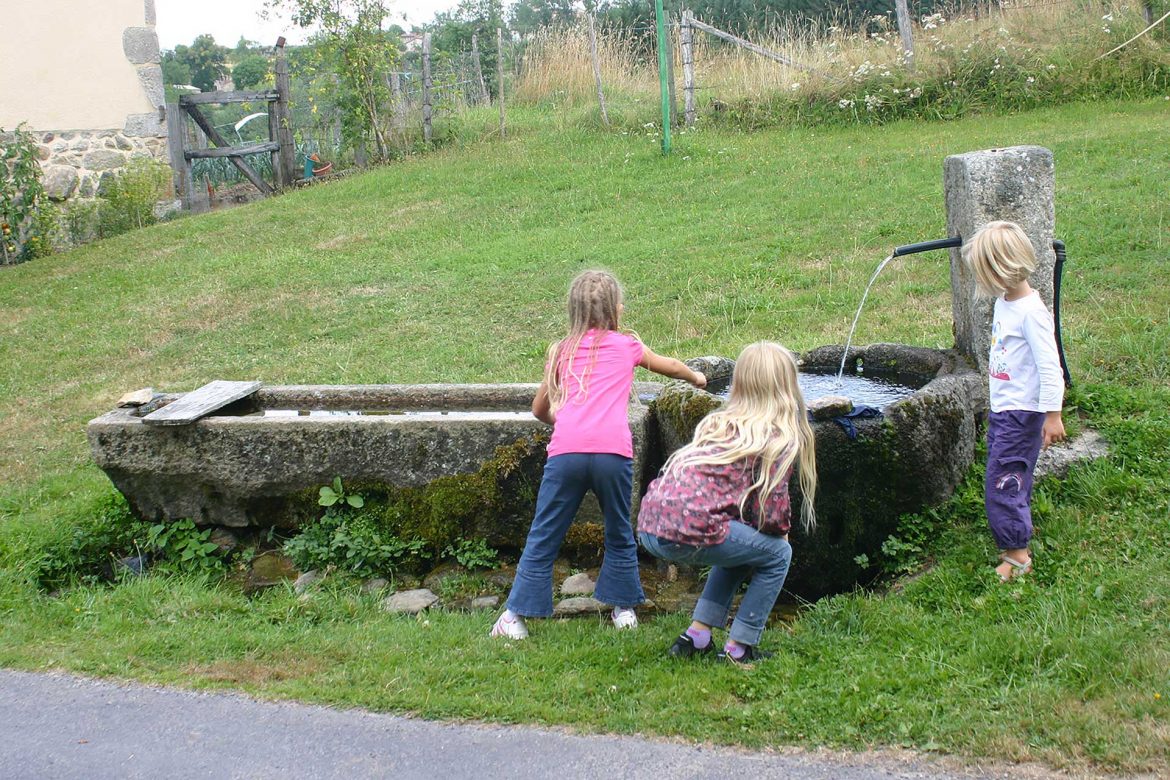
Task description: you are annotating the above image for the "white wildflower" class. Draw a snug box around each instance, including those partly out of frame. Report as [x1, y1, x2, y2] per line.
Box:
[838, 98, 855, 109]
[1027, 76, 1036, 84]
[790, 82, 802, 91]
[864, 94, 882, 111]
[1046, 63, 1057, 70]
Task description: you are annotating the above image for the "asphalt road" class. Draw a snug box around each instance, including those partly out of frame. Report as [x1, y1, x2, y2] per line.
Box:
[0, 669, 1043, 780]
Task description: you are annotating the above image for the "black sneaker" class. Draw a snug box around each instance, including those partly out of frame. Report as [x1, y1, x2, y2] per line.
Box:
[668, 632, 715, 659]
[717, 644, 774, 665]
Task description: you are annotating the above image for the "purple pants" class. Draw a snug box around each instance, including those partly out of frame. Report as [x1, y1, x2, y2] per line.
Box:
[985, 410, 1046, 550]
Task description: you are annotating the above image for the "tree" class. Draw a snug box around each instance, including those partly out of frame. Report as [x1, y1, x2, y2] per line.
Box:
[232, 54, 271, 89]
[267, 1, 401, 162]
[179, 34, 229, 92]
[235, 36, 262, 56]
[510, 0, 577, 35]
[161, 50, 193, 87]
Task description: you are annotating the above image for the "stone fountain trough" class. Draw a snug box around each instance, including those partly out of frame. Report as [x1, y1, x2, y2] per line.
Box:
[651, 344, 985, 598]
[88, 383, 659, 551]
[87, 145, 1059, 599]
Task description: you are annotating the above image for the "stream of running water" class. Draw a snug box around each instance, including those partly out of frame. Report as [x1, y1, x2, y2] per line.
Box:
[837, 254, 894, 383]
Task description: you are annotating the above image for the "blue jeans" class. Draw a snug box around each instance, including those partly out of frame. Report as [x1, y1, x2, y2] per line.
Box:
[640, 524, 792, 646]
[507, 453, 645, 618]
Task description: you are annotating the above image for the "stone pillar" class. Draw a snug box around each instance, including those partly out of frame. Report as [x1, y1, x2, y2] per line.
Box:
[944, 146, 1056, 374]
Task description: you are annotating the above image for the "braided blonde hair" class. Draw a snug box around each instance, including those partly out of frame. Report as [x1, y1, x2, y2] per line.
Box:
[544, 270, 625, 412]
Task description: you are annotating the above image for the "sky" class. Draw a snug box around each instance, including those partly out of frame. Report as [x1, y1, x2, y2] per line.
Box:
[154, 1, 461, 50]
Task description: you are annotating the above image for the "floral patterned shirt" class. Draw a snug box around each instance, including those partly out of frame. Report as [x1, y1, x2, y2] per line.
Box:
[637, 453, 793, 546]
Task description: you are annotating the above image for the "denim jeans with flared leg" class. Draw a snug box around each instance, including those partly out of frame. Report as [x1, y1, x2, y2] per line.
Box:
[640, 523, 791, 646]
[506, 453, 645, 618]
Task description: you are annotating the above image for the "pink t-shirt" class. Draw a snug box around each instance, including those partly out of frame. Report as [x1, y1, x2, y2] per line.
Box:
[546, 330, 645, 459]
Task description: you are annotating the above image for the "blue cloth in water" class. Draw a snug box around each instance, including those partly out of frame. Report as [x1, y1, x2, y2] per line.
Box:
[832, 405, 882, 440]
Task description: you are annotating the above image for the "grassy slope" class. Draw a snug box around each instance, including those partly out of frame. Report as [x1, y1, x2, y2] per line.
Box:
[0, 99, 1167, 772]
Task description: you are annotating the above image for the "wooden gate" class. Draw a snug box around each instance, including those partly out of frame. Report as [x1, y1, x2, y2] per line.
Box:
[166, 40, 296, 212]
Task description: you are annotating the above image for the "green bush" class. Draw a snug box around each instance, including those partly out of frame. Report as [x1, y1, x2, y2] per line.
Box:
[709, 10, 1170, 131]
[442, 537, 499, 571]
[145, 518, 227, 574]
[32, 491, 150, 590]
[283, 508, 433, 580]
[1, 123, 55, 264]
[97, 157, 173, 239]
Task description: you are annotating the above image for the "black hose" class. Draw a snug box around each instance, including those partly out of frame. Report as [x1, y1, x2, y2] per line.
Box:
[891, 235, 963, 257]
[1052, 240, 1072, 388]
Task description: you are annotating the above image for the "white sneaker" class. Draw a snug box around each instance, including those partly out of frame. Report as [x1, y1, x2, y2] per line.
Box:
[490, 609, 528, 640]
[611, 607, 638, 630]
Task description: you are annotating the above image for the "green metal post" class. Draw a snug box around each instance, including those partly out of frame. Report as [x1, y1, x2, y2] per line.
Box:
[654, 0, 672, 155]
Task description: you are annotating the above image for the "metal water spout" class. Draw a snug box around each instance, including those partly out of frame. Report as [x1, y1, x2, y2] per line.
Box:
[886, 234, 1071, 387]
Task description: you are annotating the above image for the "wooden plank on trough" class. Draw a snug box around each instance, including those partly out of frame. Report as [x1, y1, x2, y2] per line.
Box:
[142, 380, 262, 426]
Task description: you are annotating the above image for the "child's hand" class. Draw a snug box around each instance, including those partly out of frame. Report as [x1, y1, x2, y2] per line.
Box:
[1042, 412, 1066, 448]
[691, 371, 707, 389]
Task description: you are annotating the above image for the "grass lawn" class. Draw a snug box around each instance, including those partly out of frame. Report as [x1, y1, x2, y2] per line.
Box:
[1, 98, 1168, 774]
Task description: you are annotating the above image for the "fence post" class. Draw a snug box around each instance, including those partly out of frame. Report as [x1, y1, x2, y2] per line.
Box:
[165, 103, 196, 211]
[680, 11, 696, 127]
[653, 0, 671, 154]
[422, 33, 433, 144]
[472, 33, 489, 105]
[389, 72, 406, 137]
[666, 16, 678, 127]
[273, 39, 296, 188]
[894, 0, 916, 70]
[497, 27, 506, 139]
[587, 14, 610, 126]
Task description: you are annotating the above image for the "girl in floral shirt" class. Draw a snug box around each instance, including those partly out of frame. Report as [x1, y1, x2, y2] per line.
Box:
[638, 341, 817, 663]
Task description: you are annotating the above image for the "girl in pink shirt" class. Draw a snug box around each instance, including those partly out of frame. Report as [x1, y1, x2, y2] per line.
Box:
[491, 270, 705, 640]
[638, 342, 818, 663]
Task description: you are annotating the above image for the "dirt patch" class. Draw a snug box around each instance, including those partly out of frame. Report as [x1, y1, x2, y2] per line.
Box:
[184, 656, 326, 686]
[314, 233, 370, 251]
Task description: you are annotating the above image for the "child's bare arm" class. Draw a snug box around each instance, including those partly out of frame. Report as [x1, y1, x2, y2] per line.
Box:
[639, 348, 706, 388]
[1042, 410, 1065, 448]
[532, 382, 555, 425]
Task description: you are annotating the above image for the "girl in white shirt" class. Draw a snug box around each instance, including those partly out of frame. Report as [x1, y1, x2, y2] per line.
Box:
[964, 221, 1066, 582]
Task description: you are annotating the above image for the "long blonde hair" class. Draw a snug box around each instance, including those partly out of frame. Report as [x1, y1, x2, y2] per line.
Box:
[661, 341, 818, 532]
[544, 270, 624, 412]
[963, 221, 1037, 297]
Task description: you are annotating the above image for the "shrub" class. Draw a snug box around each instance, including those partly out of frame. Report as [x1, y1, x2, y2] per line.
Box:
[283, 508, 433, 580]
[96, 157, 173, 239]
[442, 537, 499, 571]
[145, 518, 227, 574]
[32, 491, 150, 590]
[1, 123, 55, 264]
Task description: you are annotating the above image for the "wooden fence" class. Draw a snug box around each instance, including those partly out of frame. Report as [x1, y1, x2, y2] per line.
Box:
[166, 41, 296, 212]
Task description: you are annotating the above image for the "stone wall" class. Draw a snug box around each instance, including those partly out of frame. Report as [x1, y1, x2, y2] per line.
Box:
[2, 1, 169, 204]
[37, 131, 169, 201]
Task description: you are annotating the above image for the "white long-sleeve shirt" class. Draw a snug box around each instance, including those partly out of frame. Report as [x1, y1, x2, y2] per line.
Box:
[988, 291, 1065, 413]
